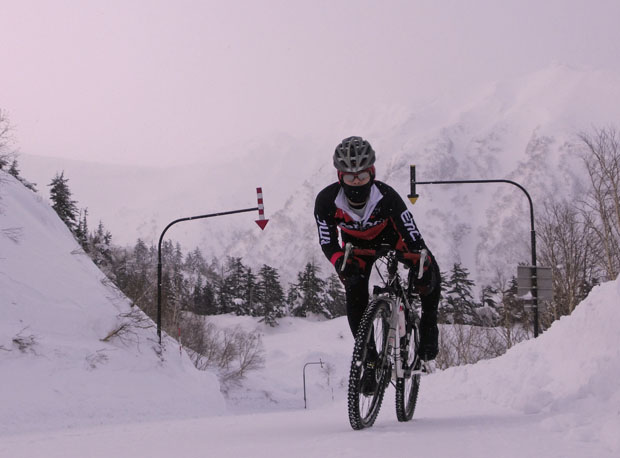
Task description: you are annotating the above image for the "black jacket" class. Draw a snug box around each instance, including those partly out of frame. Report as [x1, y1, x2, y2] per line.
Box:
[314, 180, 428, 266]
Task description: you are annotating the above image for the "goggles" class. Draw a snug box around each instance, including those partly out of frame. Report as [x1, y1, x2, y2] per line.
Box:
[341, 170, 372, 185]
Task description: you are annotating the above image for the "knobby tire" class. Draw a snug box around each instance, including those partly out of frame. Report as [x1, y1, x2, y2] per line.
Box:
[395, 341, 421, 421]
[347, 299, 391, 430]
[395, 308, 421, 421]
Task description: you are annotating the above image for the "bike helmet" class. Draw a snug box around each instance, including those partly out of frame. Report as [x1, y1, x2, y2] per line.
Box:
[333, 136, 376, 173]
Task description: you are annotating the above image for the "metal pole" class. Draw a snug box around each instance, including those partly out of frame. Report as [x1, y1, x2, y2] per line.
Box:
[410, 173, 539, 337]
[303, 360, 324, 409]
[157, 207, 259, 344]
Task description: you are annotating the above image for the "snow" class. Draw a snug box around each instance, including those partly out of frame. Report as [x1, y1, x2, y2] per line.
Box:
[2, 171, 620, 457]
[0, 173, 226, 436]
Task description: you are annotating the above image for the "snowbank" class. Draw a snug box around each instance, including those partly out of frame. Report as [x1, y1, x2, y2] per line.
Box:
[0, 173, 225, 435]
[424, 275, 620, 451]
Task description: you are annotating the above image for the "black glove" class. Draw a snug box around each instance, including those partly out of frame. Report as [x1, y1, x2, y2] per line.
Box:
[334, 255, 367, 280]
[412, 253, 436, 296]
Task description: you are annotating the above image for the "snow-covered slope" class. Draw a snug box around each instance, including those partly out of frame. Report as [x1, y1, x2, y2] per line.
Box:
[426, 276, 620, 451]
[18, 64, 620, 286]
[0, 172, 225, 435]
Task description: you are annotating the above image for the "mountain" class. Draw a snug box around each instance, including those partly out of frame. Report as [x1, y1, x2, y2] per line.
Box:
[0, 172, 225, 435]
[18, 64, 620, 286]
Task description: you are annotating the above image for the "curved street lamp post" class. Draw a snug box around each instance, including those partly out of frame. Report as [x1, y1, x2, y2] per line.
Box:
[156, 188, 269, 344]
[408, 166, 541, 337]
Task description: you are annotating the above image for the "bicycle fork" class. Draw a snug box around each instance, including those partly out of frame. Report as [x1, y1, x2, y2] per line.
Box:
[387, 297, 406, 380]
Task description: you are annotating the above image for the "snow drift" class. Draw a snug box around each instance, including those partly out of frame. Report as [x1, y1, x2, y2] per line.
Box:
[424, 276, 620, 451]
[0, 172, 225, 435]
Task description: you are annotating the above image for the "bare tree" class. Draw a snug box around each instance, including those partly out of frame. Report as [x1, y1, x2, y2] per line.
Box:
[538, 199, 600, 319]
[0, 109, 16, 171]
[579, 127, 620, 279]
[436, 324, 507, 370]
[179, 315, 265, 385]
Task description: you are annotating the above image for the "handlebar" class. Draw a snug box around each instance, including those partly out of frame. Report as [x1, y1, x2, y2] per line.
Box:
[341, 243, 429, 280]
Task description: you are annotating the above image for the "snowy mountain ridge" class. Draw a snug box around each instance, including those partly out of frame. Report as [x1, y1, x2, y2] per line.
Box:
[219, 64, 620, 284]
[18, 63, 620, 286]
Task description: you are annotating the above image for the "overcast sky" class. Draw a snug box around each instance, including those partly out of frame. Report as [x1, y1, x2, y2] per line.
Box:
[2, 0, 620, 166]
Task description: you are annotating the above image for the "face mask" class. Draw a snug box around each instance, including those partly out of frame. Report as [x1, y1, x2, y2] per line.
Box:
[342, 180, 373, 205]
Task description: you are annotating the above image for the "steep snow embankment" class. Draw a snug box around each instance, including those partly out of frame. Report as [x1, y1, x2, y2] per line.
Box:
[0, 173, 225, 435]
[424, 276, 620, 451]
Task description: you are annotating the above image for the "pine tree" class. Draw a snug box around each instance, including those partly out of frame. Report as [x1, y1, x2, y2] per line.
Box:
[118, 238, 154, 313]
[291, 262, 329, 318]
[287, 282, 302, 316]
[256, 264, 286, 326]
[74, 208, 90, 252]
[8, 159, 18, 177]
[89, 220, 114, 276]
[478, 284, 500, 326]
[0, 111, 15, 174]
[219, 257, 246, 314]
[497, 276, 526, 326]
[184, 248, 209, 279]
[323, 273, 346, 318]
[192, 279, 216, 315]
[7, 159, 37, 191]
[241, 267, 258, 316]
[48, 171, 79, 233]
[440, 262, 478, 325]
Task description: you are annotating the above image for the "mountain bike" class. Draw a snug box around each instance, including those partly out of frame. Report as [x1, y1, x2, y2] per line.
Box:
[344, 243, 429, 430]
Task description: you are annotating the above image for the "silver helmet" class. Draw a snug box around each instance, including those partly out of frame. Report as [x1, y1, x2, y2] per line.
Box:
[333, 136, 376, 173]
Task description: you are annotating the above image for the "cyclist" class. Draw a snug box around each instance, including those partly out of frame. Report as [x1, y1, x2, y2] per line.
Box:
[314, 136, 441, 372]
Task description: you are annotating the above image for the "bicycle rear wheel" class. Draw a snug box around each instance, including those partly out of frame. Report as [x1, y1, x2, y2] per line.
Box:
[395, 321, 421, 422]
[347, 299, 391, 430]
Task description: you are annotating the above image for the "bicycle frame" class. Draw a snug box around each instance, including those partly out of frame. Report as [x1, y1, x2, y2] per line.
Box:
[370, 253, 418, 381]
[343, 243, 422, 377]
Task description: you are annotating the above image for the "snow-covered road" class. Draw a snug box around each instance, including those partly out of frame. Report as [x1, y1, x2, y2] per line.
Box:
[2, 387, 614, 458]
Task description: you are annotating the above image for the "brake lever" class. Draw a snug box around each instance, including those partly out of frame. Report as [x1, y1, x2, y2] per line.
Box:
[418, 249, 428, 279]
[341, 242, 353, 272]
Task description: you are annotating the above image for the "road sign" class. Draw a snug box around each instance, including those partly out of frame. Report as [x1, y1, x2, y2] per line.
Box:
[517, 266, 553, 300]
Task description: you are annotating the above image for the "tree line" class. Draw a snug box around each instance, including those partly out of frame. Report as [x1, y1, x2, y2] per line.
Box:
[2, 151, 611, 339]
[2, 108, 618, 345]
[27, 168, 348, 331]
[30, 165, 528, 332]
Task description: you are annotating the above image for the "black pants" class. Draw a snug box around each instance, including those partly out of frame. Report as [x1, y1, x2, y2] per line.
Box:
[344, 259, 441, 337]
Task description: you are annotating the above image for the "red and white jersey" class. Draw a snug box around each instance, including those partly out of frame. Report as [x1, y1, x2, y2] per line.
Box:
[314, 180, 427, 266]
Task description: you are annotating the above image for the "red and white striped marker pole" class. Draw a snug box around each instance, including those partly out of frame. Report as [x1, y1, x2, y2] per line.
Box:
[255, 187, 269, 230]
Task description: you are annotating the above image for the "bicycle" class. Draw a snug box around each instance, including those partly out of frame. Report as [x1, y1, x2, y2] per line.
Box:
[343, 242, 430, 430]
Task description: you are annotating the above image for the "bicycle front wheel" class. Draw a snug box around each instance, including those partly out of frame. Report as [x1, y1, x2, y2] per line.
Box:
[347, 299, 392, 430]
[395, 323, 421, 422]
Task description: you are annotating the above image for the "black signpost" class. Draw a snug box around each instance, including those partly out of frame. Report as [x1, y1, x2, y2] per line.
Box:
[156, 188, 269, 344]
[408, 166, 542, 337]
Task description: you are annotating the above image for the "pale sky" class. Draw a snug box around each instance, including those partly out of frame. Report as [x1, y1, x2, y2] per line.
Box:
[2, 0, 620, 166]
